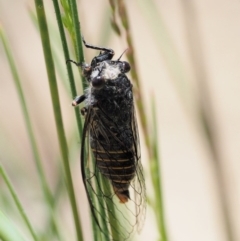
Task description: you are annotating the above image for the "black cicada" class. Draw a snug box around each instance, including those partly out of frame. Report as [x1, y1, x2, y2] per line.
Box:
[69, 38, 146, 241]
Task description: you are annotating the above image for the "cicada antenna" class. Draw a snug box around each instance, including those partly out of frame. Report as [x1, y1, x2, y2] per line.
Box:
[117, 48, 128, 61]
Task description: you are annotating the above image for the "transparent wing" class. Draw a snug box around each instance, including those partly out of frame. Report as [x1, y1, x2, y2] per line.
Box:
[130, 108, 146, 233]
[81, 104, 146, 241]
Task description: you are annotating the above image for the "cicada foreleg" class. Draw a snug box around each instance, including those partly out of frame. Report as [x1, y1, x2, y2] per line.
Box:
[72, 94, 86, 106]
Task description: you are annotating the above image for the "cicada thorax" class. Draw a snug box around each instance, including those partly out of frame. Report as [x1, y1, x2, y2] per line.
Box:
[89, 75, 135, 203]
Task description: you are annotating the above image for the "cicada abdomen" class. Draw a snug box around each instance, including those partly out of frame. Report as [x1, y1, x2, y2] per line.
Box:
[89, 76, 136, 204]
[69, 37, 146, 241]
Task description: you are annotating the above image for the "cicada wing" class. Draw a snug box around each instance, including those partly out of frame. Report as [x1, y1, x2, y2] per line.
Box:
[81, 105, 146, 241]
[81, 107, 125, 240]
[80, 107, 102, 229]
[130, 106, 146, 233]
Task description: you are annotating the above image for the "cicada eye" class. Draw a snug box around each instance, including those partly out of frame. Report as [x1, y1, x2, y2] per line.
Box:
[91, 76, 105, 89]
[121, 61, 131, 73]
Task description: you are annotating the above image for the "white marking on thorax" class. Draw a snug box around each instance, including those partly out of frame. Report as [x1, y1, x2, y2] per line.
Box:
[102, 62, 121, 80]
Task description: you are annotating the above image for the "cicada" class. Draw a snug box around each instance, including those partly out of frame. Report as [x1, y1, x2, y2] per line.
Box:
[69, 38, 146, 241]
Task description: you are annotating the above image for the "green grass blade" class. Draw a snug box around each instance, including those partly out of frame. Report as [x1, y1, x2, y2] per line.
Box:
[33, 1, 83, 241]
[150, 98, 168, 241]
[0, 23, 52, 206]
[61, 0, 87, 90]
[52, 0, 83, 138]
[0, 210, 26, 241]
[28, 8, 71, 93]
[67, 0, 85, 65]
[0, 165, 38, 241]
[0, 24, 61, 240]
